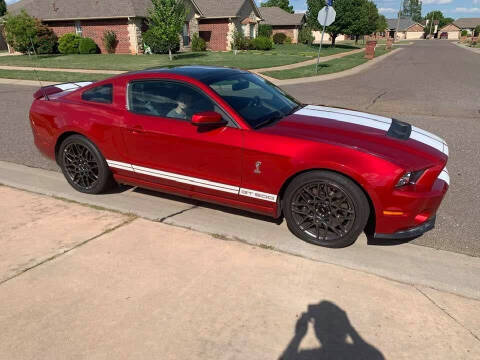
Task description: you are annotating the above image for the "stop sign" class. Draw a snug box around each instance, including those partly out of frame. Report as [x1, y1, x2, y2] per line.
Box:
[317, 6, 336, 27]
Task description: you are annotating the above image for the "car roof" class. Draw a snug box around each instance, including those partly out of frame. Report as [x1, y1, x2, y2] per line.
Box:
[129, 66, 249, 83]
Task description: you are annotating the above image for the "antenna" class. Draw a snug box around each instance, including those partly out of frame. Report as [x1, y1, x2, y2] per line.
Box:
[28, 37, 50, 101]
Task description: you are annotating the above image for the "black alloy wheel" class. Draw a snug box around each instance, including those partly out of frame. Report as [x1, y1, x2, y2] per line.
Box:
[59, 135, 113, 194]
[283, 171, 370, 248]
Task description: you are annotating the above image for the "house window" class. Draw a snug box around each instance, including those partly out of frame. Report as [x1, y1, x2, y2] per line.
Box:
[250, 24, 255, 39]
[75, 21, 83, 37]
[183, 22, 190, 47]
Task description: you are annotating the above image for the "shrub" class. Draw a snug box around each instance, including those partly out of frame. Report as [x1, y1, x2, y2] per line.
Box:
[231, 30, 249, 50]
[191, 33, 207, 51]
[143, 28, 180, 54]
[298, 26, 314, 45]
[258, 24, 273, 38]
[102, 30, 117, 54]
[249, 36, 273, 50]
[78, 37, 99, 54]
[474, 25, 480, 37]
[285, 36, 292, 44]
[461, 30, 468, 37]
[58, 33, 82, 54]
[34, 24, 58, 54]
[273, 32, 287, 44]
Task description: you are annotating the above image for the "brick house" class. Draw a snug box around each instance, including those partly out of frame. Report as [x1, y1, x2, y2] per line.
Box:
[386, 18, 425, 40]
[453, 18, 480, 36]
[438, 23, 461, 40]
[258, 6, 304, 43]
[7, 0, 262, 54]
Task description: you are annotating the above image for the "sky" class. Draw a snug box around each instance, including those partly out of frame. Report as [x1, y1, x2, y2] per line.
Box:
[5, 0, 480, 19]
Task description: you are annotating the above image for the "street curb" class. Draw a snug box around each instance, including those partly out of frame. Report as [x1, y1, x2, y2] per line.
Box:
[453, 41, 480, 55]
[1, 160, 480, 300]
[258, 48, 404, 86]
[0, 65, 124, 74]
[0, 78, 57, 87]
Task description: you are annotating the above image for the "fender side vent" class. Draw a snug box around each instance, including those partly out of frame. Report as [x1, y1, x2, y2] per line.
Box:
[387, 118, 412, 140]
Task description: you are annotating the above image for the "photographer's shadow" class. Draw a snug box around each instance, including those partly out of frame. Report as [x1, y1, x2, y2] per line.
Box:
[279, 301, 384, 360]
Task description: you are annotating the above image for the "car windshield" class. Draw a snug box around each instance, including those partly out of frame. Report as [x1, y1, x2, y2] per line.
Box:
[205, 73, 301, 129]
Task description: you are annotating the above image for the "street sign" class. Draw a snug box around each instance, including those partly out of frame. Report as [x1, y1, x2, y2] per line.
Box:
[317, 6, 336, 27]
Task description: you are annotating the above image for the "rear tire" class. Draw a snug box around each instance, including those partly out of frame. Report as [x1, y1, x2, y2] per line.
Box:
[58, 134, 113, 194]
[283, 170, 370, 248]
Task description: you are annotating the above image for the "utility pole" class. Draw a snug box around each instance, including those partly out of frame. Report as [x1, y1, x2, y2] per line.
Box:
[395, 1, 402, 41]
[428, 12, 435, 38]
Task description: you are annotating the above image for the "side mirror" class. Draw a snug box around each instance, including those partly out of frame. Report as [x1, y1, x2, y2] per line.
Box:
[191, 111, 226, 127]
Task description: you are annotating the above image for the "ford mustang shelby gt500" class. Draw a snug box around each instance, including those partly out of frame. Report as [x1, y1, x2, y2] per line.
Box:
[29, 66, 449, 247]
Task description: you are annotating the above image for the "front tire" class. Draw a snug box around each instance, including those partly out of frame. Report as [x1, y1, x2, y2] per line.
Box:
[58, 134, 113, 194]
[283, 171, 370, 248]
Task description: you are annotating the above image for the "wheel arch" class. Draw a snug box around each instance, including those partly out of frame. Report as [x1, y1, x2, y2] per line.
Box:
[54, 131, 88, 165]
[277, 168, 377, 234]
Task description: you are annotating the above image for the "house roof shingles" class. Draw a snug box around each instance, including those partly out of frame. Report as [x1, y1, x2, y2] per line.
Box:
[386, 17, 423, 31]
[8, 0, 261, 20]
[259, 6, 304, 26]
[453, 18, 480, 29]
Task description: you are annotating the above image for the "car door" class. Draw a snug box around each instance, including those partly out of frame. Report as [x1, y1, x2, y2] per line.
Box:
[121, 79, 243, 200]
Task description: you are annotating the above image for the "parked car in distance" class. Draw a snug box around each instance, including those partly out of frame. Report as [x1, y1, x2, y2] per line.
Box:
[439, 32, 448, 39]
[29, 66, 449, 247]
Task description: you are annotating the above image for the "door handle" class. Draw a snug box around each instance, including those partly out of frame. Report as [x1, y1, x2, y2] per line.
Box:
[127, 125, 144, 134]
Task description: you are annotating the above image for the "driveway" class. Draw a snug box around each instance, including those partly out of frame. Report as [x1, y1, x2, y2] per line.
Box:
[0, 40, 479, 256]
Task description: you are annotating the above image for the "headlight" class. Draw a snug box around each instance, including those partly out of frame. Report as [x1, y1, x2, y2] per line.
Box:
[395, 170, 425, 187]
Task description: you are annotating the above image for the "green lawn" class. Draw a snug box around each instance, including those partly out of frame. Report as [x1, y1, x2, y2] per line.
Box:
[0, 44, 361, 71]
[262, 47, 390, 80]
[0, 69, 111, 83]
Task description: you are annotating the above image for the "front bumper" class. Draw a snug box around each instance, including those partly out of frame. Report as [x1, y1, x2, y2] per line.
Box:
[374, 216, 436, 240]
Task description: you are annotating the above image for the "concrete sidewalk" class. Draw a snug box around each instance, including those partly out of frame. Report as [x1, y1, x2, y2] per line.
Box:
[0, 185, 479, 359]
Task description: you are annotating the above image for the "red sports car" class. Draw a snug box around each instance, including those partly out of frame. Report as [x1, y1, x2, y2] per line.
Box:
[29, 66, 449, 247]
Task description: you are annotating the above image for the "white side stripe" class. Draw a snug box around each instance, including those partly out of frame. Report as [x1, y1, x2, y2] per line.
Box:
[106, 160, 277, 202]
[438, 168, 450, 185]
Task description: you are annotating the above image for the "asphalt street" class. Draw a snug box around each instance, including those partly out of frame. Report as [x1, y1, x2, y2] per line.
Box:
[0, 40, 479, 256]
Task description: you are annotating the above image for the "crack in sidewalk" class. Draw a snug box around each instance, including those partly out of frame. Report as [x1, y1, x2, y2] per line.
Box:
[415, 286, 480, 343]
[0, 216, 137, 287]
[156, 205, 198, 223]
[367, 90, 388, 109]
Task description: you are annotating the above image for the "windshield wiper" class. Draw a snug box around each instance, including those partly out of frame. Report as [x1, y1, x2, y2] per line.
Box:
[254, 113, 284, 129]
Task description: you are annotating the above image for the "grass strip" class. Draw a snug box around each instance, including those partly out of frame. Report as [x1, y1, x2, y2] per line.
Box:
[0, 44, 361, 71]
[0, 69, 112, 83]
[262, 48, 390, 80]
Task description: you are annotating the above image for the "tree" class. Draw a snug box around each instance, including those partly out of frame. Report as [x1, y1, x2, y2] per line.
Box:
[423, 10, 455, 36]
[0, 0, 7, 17]
[376, 15, 388, 34]
[260, 0, 294, 14]
[400, 0, 422, 23]
[144, 0, 187, 60]
[4, 10, 38, 54]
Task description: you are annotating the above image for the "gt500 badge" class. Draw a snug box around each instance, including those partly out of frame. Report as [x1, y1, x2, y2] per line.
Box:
[240, 188, 277, 202]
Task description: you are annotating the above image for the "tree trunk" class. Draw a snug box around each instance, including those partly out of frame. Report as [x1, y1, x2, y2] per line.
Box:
[331, 34, 336, 47]
[169, 48, 173, 61]
[355, 35, 359, 44]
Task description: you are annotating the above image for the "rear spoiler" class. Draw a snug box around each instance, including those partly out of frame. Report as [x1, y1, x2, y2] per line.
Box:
[33, 82, 93, 100]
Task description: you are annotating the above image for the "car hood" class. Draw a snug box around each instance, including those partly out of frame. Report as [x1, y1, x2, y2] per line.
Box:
[262, 105, 449, 169]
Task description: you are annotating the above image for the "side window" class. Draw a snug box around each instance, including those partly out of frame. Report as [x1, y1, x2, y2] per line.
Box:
[128, 80, 230, 123]
[82, 84, 113, 104]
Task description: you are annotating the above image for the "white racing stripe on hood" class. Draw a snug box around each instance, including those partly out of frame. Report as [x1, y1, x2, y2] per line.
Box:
[296, 106, 391, 132]
[296, 105, 448, 156]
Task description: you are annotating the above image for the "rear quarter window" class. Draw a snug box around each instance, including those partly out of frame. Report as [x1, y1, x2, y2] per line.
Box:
[82, 84, 113, 104]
